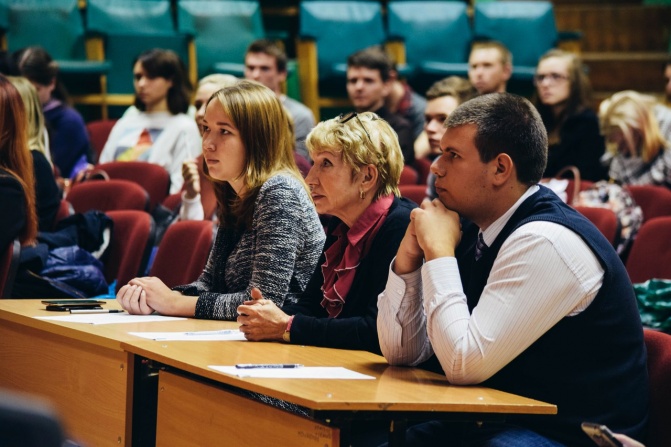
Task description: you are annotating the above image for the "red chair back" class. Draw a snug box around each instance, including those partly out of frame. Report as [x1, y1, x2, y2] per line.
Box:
[399, 184, 427, 206]
[0, 240, 20, 298]
[626, 216, 671, 283]
[573, 206, 620, 247]
[67, 179, 149, 213]
[150, 220, 214, 288]
[104, 210, 156, 292]
[399, 165, 419, 185]
[86, 119, 117, 163]
[96, 161, 171, 212]
[643, 329, 671, 447]
[413, 157, 433, 185]
[626, 184, 671, 223]
[52, 199, 74, 230]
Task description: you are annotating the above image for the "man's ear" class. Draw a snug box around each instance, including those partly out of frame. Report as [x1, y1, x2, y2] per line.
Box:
[491, 153, 514, 185]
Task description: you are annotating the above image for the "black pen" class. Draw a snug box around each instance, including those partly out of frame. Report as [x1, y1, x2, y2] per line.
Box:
[69, 309, 126, 314]
[235, 364, 303, 369]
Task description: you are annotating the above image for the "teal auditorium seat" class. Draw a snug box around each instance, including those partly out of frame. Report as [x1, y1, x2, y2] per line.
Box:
[297, 0, 386, 120]
[177, 0, 265, 83]
[473, 1, 558, 82]
[3, 0, 111, 117]
[387, 1, 472, 94]
[86, 0, 189, 109]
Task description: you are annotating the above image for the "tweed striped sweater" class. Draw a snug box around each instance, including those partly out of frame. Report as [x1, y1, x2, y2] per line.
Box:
[173, 173, 325, 320]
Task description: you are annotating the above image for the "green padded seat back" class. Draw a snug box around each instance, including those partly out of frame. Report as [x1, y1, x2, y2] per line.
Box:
[177, 0, 265, 80]
[387, 1, 472, 77]
[299, 1, 385, 84]
[87, 0, 188, 95]
[6, 0, 86, 60]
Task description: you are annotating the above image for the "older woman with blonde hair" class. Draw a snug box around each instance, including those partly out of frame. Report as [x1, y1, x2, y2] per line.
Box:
[8, 76, 60, 231]
[117, 80, 325, 319]
[599, 90, 671, 186]
[238, 111, 416, 354]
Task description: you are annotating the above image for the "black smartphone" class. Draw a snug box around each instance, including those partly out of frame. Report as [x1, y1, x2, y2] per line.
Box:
[581, 422, 624, 447]
[42, 299, 106, 311]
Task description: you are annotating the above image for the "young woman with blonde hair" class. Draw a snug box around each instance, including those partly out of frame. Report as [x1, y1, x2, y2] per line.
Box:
[600, 90, 671, 186]
[117, 80, 325, 319]
[8, 76, 60, 231]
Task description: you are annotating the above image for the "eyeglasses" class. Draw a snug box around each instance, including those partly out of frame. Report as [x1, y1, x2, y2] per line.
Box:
[338, 111, 372, 142]
[533, 73, 569, 85]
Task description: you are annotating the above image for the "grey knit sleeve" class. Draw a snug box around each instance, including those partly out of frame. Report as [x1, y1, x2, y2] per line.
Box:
[189, 174, 325, 320]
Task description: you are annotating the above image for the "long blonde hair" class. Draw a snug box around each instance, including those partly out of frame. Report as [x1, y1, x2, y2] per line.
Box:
[0, 75, 38, 245]
[7, 76, 49, 160]
[203, 80, 307, 230]
[599, 90, 667, 163]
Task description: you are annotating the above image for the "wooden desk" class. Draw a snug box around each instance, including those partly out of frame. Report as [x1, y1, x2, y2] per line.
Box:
[123, 334, 557, 446]
[0, 299, 556, 447]
[0, 299, 243, 446]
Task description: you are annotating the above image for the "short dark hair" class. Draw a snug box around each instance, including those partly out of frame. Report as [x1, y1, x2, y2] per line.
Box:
[446, 93, 548, 185]
[133, 48, 192, 115]
[246, 39, 287, 73]
[346, 46, 393, 82]
[12, 46, 70, 102]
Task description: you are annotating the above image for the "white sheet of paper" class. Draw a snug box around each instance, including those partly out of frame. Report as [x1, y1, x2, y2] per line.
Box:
[210, 365, 376, 380]
[128, 330, 246, 341]
[36, 314, 186, 325]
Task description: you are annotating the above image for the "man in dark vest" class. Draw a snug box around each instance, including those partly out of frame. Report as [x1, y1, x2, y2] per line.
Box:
[377, 92, 648, 446]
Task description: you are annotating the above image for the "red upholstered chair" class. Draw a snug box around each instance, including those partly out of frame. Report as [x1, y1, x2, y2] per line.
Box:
[161, 193, 182, 212]
[104, 210, 156, 292]
[414, 157, 433, 185]
[0, 240, 20, 298]
[66, 179, 149, 213]
[96, 161, 171, 212]
[626, 217, 671, 283]
[643, 329, 671, 447]
[573, 206, 620, 247]
[626, 184, 671, 223]
[86, 119, 117, 163]
[150, 220, 214, 288]
[160, 155, 218, 220]
[51, 199, 74, 230]
[399, 184, 428, 206]
[399, 165, 419, 185]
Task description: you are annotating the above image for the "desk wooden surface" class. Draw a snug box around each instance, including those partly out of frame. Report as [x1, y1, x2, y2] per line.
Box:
[123, 329, 556, 416]
[0, 299, 556, 447]
[0, 299, 262, 446]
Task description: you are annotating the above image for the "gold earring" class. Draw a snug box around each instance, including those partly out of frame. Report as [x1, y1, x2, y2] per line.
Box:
[360, 190, 365, 200]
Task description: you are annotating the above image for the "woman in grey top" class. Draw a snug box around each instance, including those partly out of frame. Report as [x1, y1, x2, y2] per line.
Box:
[116, 80, 325, 319]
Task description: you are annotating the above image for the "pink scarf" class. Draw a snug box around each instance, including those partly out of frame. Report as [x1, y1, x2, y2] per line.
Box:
[320, 194, 394, 317]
